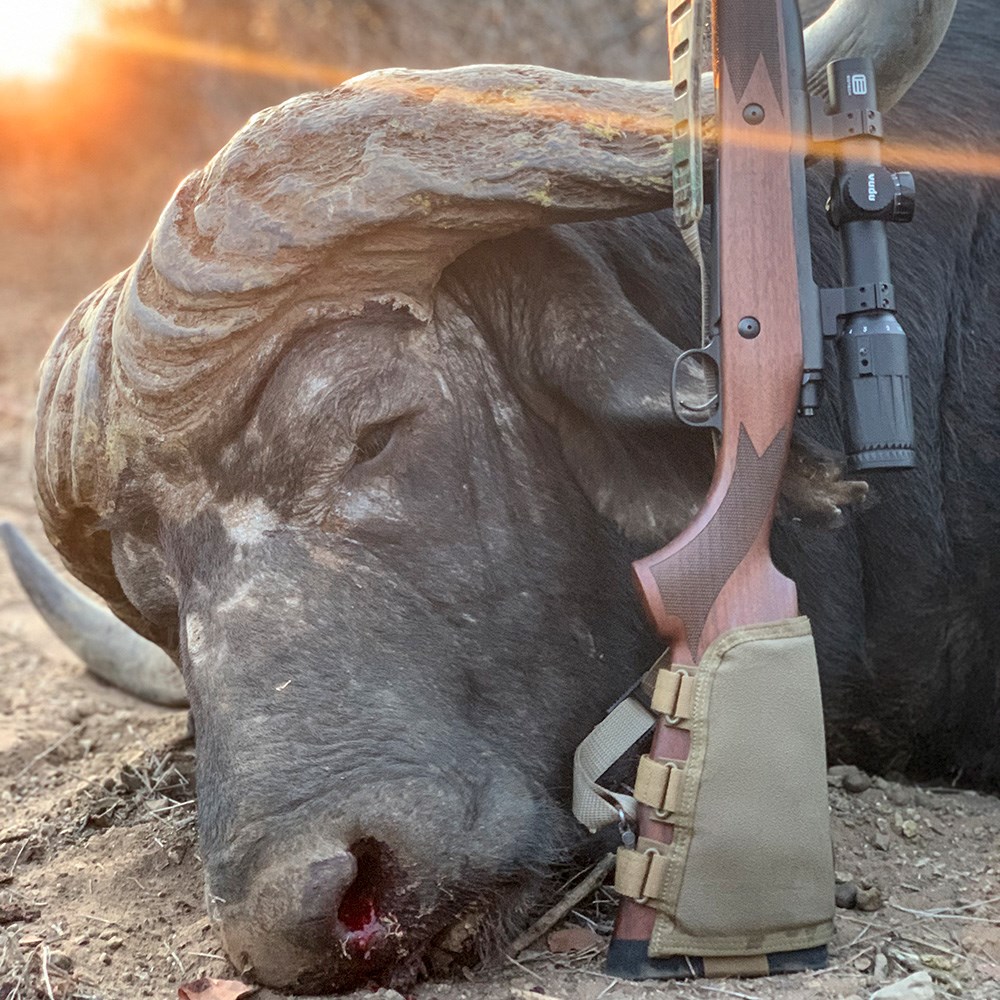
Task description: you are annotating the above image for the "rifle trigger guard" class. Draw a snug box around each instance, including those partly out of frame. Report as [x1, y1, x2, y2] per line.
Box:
[671, 339, 722, 431]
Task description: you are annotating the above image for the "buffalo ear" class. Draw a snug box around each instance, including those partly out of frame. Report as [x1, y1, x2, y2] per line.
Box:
[452, 222, 716, 545]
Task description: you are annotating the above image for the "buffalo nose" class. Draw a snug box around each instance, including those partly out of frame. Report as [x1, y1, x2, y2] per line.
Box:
[216, 838, 405, 991]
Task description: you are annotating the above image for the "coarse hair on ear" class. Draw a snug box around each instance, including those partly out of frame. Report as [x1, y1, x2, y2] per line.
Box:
[444, 215, 715, 545]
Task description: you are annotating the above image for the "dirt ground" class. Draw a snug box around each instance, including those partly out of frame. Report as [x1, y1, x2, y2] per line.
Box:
[2, 47, 1000, 1000]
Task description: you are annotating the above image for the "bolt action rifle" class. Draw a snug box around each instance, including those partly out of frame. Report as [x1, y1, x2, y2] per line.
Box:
[590, 0, 917, 980]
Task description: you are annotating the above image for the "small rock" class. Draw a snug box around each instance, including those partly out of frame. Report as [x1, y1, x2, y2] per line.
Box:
[843, 767, 873, 793]
[874, 832, 891, 851]
[856, 885, 884, 912]
[869, 969, 935, 999]
[835, 881, 858, 909]
[99, 951, 112, 966]
[873, 951, 890, 981]
[900, 819, 919, 839]
[887, 784, 916, 807]
[835, 870, 854, 884]
[65, 700, 96, 724]
[369, 991, 406, 1000]
[48, 951, 73, 972]
[106, 935, 124, 951]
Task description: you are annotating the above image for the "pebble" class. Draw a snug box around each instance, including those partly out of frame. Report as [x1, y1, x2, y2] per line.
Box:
[835, 881, 858, 909]
[873, 952, 890, 980]
[887, 784, 916, 807]
[47, 951, 73, 972]
[869, 970, 935, 999]
[843, 767, 873, 793]
[874, 832, 891, 851]
[856, 884, 884, 911]
[64, 700, 96, 724]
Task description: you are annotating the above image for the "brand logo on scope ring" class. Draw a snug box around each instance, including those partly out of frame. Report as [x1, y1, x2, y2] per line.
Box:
[848, 73, 868, 96]
[868, 173, 878, 203]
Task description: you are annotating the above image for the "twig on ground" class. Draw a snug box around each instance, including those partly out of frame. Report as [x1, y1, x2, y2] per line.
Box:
[166, 945, 186, 975]
[596, 978, 619, 999]
[39, 945, 55, 1000]
[843, 942, 876, 968]
[505, 953, 546, 983]
[508, 854, 615, 957]
[839, 913, 895, 933]
[899, 933, 967, 962]
[889, 902, 999, 923]
[6, 839, 31, 878]
[846, 920, 874, 947]
[921, 894, 1000, 914]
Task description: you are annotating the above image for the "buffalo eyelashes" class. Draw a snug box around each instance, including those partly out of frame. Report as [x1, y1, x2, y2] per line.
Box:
[353, 420, 398, 465]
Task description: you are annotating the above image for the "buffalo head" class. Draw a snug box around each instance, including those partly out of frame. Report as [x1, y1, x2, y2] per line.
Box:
[17, 0, 954, 990]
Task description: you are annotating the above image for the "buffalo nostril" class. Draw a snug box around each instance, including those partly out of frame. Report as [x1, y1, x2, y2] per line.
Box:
[336, 838, 398, 954]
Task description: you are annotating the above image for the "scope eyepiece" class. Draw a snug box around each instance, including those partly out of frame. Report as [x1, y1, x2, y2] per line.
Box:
[837, 311, 915, 471]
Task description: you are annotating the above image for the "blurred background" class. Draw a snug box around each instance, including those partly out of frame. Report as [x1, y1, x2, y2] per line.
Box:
[0, 0, 669, 407]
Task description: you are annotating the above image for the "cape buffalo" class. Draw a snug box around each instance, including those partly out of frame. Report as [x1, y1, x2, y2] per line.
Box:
[5, 0, 996, 992]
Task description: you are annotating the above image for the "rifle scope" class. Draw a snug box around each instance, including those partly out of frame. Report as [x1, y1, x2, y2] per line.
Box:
[826, 58, 916, 471]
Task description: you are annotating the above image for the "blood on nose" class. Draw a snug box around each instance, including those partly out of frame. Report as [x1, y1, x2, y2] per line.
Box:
[336, 839, 397, 956]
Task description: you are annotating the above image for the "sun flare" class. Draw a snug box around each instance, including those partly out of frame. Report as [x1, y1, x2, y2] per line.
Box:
[0, 0, 99, 82]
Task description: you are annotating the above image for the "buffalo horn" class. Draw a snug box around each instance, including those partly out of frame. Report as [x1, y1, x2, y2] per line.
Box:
[0, 522, 187, 708]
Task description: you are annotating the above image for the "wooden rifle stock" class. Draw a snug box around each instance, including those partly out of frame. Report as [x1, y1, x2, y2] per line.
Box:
[612, 0, 817, 957]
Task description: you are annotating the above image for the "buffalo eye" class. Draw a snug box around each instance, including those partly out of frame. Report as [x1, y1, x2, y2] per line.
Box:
[353, 420, 398, 464]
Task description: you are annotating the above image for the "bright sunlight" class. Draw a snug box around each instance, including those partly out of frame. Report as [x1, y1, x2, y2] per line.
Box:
[0, 0, 99, 82]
